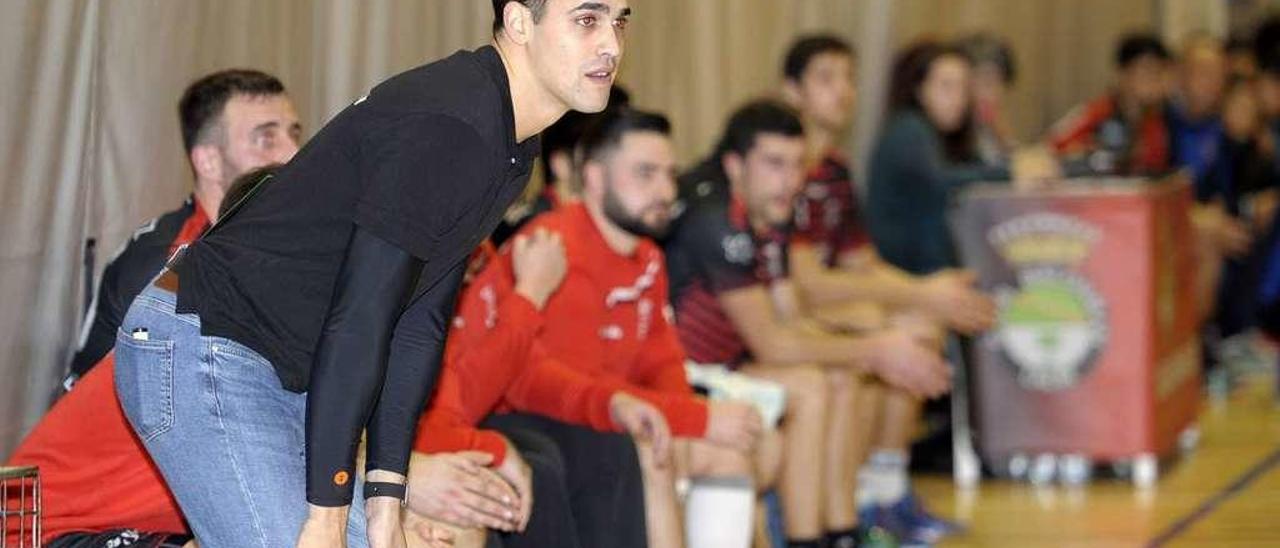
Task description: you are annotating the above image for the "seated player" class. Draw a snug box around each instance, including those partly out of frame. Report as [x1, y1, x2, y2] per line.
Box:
[666, 99, 952, 548]
[777, 35, 987, 543]
[416, 226, 679, 548]
[448, 107, 769, 547]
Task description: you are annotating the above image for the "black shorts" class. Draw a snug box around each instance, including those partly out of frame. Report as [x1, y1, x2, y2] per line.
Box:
[48, 530, 193, 548]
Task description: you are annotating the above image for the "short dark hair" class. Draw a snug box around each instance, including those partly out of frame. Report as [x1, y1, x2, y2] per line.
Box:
[1116, 33, 1170, 68]
[783, 34, 855, 82]
[178, 69, 285, 154]
[217, 164, 280, 220]
[492, 0, 548, 32]
[541, 85, 631, 182]
[719, 100, 805, 158]
[960, 32, 1017, 84]
[1255, 16, 1280, 65]
[577, 106, 671, 166]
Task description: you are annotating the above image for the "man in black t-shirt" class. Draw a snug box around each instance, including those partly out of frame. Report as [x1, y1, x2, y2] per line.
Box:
[113, 2, 635, 547]
[66, 69, 301, 389]
[666, 100, 950, 548]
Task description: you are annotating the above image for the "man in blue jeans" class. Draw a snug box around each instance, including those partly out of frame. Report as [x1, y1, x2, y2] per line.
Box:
[114, 1, 635, 547]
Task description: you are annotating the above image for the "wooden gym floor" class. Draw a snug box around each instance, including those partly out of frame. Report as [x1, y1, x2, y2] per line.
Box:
[915, 371, 1280, 547]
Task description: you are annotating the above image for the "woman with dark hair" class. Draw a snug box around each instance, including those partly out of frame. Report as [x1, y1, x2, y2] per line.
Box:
[867, 40, 1051, 276]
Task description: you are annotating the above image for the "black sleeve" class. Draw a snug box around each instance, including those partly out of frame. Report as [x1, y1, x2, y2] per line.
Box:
[69, 229, 174, 381]
[365, 258, 465, 475]
[305, 225, 424, 506]
[352, 113, 491, 261]
[68, 260, 128, 380]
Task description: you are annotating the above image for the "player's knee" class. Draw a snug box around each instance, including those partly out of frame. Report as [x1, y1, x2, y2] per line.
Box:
[691, 442, 753, 478]
[783, 364, 830, 409]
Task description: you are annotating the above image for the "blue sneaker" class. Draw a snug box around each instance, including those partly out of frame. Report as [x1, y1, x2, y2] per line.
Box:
[860, 493, 963, 546]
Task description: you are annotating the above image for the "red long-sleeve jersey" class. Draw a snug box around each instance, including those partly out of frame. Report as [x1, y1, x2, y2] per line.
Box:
[415, 205, 709, 465]
[414, 241, 627, 465]
[516, 204, 708, 436]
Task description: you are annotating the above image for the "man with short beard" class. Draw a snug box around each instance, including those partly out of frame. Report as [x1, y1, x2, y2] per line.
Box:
[459, 107, 767, 547]
[667, 100, 950, 548]
[66, 69, 301, 388]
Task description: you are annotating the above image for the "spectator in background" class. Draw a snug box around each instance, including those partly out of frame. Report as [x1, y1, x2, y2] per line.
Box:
[65, 69, 301, 388]
[1199, 77, 1280, 349]
[1049, 32, 1174, 176]
[961, 33, 1019, 166]
[867, 40, 1053, 277]
[1170, 34, 1228, 189]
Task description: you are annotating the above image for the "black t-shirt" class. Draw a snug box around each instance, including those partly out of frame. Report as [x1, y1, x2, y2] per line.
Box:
[174, 46, 540, 393]
[664, 191, 789, 366]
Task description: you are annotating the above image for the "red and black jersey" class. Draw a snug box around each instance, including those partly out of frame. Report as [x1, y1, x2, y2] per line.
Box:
[1048, 93, 1173, 176]
[792, 152, 870, 266]
[68, 197, 210, 385]
[665, 191, 790, 367]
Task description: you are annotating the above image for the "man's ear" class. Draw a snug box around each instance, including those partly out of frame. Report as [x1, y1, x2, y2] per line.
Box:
[581, 161, 605, 198]
[550, 150, 574, 184]
[503, 1, 534, 46]
[722, 152, 745, 185]
[189, 144, 223, 183]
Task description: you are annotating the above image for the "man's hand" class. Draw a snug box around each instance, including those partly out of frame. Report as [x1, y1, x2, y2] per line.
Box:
[406, 451, 521, 532]
[1216, 215, 1253, 258]
[917, 270, 996, 335]
[512, 228, 567, 310]
[861, 328, 952, 399]
[1195, 201, 1253, 259]
[609, 392, 673, 468]
[297, 505, 348, 548]
[703, 400, 763, 453]
[1011, 146, 1062, 186]
[493, 438, 534, 532]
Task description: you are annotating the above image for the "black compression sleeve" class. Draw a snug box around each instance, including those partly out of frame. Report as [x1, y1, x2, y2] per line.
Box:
[364, 258, 465, 475]
[305, 225, 423, 506]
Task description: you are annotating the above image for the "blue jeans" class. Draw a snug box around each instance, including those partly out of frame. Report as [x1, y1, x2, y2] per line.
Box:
[114, 281, 369, 548]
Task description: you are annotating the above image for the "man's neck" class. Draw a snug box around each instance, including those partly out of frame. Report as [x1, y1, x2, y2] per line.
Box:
[804, 121, 839, 168]
[584, 200, 640, 256]
[192, 180, 224, 222]
[731, 188, 773, 237]
[748, 214, 774, 238]
[1117, 92, 1151, 121]
[495, 40, 567, 142]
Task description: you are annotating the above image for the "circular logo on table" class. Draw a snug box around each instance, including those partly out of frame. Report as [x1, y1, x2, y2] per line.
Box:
[994, 268, 1108, 391]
